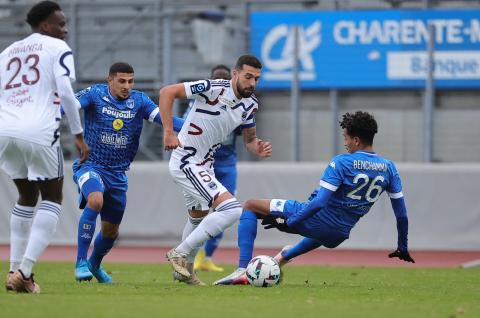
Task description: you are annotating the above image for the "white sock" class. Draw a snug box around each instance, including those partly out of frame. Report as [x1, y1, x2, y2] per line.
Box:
[10, 204, 35, 272]
[176, 199, 242, 255]
[182, 215, 204, 263]
[20, 201, 60, 277]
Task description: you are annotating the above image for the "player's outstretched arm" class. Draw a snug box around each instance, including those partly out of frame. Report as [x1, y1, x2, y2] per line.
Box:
[388, 197, 415, 263]
[242, 127, 272, 158]
[159, 83, 186, 150]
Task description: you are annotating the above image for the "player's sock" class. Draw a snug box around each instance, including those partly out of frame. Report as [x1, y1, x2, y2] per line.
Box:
[176, 198, 242, 255]
[9, 204, 34, 272]
[282, 237, 322, 261]
[204, 232, 223, 257]
[20, 201, 61, 277]
[182, 215, 204, 263]
[88, 233, 116, 270]
[76, 207, 98, 263]
[238, 210, 258, 268]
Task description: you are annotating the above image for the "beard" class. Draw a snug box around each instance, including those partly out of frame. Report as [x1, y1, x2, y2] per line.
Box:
[236, 81, 254, 98]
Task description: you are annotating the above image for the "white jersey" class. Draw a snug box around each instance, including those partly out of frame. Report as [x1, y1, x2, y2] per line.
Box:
[0, 33, 76, 147]
[171, 79, 258, 169]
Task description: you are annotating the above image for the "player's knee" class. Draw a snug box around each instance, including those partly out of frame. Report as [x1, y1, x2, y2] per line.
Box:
[17, 192, 39, 207]
[243, 200, 255, 211]
[87, 192, 103, 211]
[101, 222, 119, 239]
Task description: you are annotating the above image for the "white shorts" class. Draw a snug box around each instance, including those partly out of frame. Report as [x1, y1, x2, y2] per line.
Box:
[169, 161, 228, 211]
[0, 136, 64, 181]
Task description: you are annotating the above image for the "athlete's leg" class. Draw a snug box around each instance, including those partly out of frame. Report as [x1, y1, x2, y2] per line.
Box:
[10, 180, 38, 273]
[237, 199, 276, 267]
[213, 199, 271, 285]
[276, 237, 322, 265]
[204, 165, 236, 259]
[76, 175, 104, 263]
[19, 178, 63, 278]
[87, 187, 125, 283]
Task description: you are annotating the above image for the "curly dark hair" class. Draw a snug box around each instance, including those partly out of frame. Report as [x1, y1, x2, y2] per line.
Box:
[339, 111, 378, 145]
[26, 1, 61, 28]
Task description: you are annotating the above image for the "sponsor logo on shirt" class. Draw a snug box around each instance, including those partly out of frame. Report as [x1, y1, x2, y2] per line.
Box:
[102, 106, 135, 119]
[329, 161, 336, 169]
[101, 132, 128, 148]
[218, 96, 236, 108]
[208, 182, 218, 190]
[113, 118, 124, 130]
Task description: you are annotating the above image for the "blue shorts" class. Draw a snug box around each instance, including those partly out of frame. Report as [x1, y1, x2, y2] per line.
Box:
[214, 164, 237, 195]
[73, 160, 128, 224]
[270, 199, 349, 248]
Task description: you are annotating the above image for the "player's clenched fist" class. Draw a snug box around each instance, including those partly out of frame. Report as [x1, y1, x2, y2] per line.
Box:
[164, 133, 182, 151]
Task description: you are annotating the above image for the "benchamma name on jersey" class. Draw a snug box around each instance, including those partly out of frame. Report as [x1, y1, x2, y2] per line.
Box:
[352, 160, 388, 172]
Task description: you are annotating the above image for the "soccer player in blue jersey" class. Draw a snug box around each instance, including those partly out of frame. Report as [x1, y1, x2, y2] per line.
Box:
[190, 65, 239, 273]
[215, 111, 415, 285]
[72, 62, 184, 283]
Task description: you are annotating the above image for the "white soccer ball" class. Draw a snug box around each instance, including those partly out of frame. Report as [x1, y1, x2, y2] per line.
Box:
[246, 255, 281, 287]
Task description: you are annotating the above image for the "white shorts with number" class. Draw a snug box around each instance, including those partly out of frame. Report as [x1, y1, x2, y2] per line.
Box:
[169, 161, 228, 211]
[0, 136, 64, 181]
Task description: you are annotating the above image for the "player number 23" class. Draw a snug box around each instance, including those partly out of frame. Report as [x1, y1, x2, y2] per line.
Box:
[347, 174, 384, 203]
[5, 54, 40, 89]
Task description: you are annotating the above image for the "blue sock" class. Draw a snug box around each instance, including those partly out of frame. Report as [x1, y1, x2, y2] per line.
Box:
[238, 210, 258, 268]
[88, 233, 116, 270]
[76, 207, 98, 263]
[205, 232, 223, 257]
[283, 237, 322, 260]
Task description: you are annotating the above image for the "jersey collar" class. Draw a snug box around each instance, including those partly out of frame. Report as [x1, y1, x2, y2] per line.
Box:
[355, 150, 378, 156]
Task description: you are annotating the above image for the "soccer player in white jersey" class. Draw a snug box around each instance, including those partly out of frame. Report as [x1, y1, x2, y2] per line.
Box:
[159, 55, 272, 284]
[0, 1, 89, 293]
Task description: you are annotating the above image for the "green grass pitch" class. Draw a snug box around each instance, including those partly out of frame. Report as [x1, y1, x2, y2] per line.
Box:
[1, 262, 479, 318]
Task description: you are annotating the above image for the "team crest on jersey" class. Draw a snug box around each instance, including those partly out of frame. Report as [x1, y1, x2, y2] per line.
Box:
[241, 111, 248, 121]
[190, 82, 208, 94]
[126, 99, 134, 109]
[113, 118, 124, 130]
[208, 182, 218, 190]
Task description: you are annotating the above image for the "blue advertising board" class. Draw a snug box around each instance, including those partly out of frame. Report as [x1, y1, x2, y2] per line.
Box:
[250, 10, 480, 89]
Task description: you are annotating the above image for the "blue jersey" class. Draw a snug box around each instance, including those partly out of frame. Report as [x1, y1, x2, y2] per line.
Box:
[319, 151, 403, 230]
[76, 84, 161, 171]
[295, 151, 403, 234]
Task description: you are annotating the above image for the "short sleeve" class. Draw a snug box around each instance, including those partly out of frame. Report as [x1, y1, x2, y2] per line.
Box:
[141, 93, 159, 122]
[183, 80, 212, 100]
[241, 105, 257, 129]
[386, 162, 404, 199]
[75, 86, 93, 109]
[53, 41, 75, 81]
[319, 157, 344, 191]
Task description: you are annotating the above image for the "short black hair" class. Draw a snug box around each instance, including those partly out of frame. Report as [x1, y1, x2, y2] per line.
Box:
[211, 64, 230, 75]
[26, 1, 61, 28]
[235, 54, 262, 70]
[109, 62, 134, 75]
[340, 111, 378, 145]
[211, 64, 231, 79]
